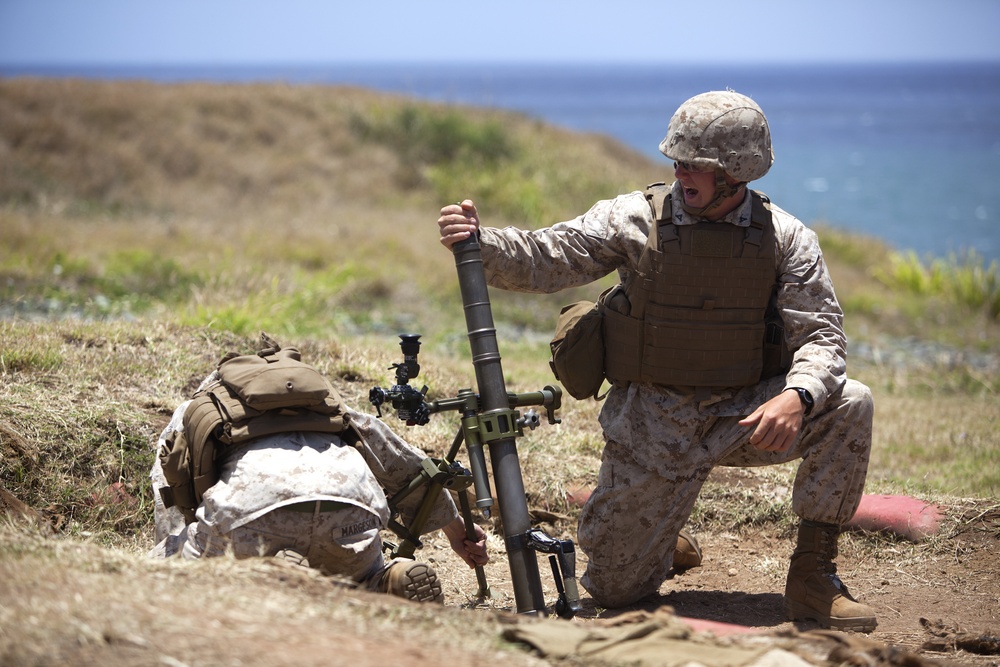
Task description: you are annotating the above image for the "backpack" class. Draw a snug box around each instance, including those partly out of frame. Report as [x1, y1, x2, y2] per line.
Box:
[158, 333, 352, 521]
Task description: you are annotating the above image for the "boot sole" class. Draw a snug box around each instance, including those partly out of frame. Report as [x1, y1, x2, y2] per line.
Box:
[393, 563, 444, 604]
[784, 599, 877, 633]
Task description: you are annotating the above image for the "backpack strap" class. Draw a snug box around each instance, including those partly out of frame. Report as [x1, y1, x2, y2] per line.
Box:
[157, 390, 226, 521]
[157, 335, 356, 517]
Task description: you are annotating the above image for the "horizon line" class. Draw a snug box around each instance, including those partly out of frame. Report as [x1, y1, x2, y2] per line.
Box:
[3, 57, 1000, 69]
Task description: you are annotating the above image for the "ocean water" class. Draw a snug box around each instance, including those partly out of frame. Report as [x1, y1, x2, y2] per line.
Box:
[4, 61, 999, 261]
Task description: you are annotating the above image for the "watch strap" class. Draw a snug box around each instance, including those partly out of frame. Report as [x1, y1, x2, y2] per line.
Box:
[789, 387, 814, 416]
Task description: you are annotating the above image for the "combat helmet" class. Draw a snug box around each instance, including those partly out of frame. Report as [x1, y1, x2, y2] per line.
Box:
[660, 91, 773, 183]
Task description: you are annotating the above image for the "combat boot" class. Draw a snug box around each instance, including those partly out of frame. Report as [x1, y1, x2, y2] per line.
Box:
[271, 548, 320, 576]
[379, 560, 444, 604]
[274, 548, 310, 569]
[674, 528, 703, 569]
[783, 520, 877, 632]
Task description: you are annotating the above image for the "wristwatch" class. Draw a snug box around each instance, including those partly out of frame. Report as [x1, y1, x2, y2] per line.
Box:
[788, 387, 814, 416]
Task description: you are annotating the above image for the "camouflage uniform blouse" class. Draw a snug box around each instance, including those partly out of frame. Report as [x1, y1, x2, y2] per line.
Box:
[479, 182, 848, 470]
[151, 375, 459, 540]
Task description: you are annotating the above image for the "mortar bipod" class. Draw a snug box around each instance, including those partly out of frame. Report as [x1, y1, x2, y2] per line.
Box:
[382, 454, 475, 560]
[508, 527, 582, 619]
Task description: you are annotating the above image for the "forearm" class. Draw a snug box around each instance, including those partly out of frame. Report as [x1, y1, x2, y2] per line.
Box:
[781, 290, 847, 410]
[403, 492, 460, 534]
[775, 222, 848, 410]
[478, 194, 649, 293]
[441, 516, 467, 543]
[480, 224, 616, 293]
[348, 409, 460, 529]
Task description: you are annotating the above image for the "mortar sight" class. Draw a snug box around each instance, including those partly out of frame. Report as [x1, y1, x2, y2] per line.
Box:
[397, 334, 421, 382]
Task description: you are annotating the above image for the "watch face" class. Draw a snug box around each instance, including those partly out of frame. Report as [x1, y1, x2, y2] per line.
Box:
[795, 388, 813, 414]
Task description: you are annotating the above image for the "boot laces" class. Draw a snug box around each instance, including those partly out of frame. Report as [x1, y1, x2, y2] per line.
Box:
[823, 570, 860, 602]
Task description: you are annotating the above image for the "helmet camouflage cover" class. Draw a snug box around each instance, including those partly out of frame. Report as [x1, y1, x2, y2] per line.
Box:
[659, 91, 774, 183]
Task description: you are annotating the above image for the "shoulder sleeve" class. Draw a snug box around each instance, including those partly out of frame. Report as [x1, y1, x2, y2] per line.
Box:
[345, 409, 459, 530]
[770, 204, 847, 411]
[479, 192, 652, 293]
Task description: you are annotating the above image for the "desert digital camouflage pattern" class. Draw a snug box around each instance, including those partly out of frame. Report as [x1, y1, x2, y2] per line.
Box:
[659, 91, 774, 183]
[150, 387, 459, 585]
[478, 182, 873, 607]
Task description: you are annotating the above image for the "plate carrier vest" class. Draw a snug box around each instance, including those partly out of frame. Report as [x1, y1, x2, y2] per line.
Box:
[602, 183, 790, 390]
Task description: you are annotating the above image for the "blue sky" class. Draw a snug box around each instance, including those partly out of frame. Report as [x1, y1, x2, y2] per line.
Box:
[2, 0, 999, 66]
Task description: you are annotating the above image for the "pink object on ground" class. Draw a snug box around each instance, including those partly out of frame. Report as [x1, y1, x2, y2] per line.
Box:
[846, 494, 943, 541]
[680, 617, 761, 636]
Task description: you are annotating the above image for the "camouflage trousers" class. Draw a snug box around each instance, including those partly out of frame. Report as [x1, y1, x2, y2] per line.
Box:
[578, 378, 873, 608]
[179, 501, 387, 586]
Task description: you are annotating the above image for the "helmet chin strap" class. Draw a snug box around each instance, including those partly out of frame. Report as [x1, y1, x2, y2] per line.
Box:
[681, 170, 746, 219]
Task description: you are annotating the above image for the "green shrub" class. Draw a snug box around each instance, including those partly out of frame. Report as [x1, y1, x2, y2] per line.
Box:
[875, 250, 1000, 319]
[351, 104, 514, 168]
[100, 250, 202, 303]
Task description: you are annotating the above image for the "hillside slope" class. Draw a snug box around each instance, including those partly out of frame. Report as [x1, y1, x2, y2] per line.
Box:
[1, 77, 997, 667]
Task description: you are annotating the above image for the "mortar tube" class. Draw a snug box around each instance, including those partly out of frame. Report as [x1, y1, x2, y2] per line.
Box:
[451, 235, 546, 615]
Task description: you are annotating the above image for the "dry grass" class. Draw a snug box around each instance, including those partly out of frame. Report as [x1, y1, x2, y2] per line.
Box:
[865, 394, 999, 497]
[0, 520, 538, 667]
[1, 77, 998, 666]
[1, 77, 996, 540]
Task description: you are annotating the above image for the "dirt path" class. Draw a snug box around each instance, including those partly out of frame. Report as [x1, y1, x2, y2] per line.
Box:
[424, 496, 1000, 667]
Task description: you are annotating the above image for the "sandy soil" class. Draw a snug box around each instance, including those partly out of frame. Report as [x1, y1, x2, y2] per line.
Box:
[422, 468, 1000, 667]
